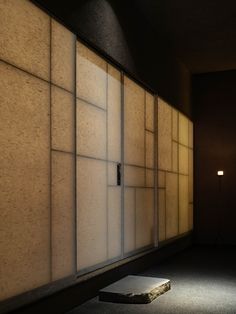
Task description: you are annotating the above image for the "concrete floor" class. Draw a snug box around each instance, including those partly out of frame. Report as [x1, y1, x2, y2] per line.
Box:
[68, 246, 236, 314]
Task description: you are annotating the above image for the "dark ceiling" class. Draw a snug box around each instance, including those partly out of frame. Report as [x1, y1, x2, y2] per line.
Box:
[33, 0, 236, 74]
[135, 0, 236, 74]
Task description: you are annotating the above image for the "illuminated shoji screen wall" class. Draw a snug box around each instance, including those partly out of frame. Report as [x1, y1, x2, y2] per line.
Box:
[157, 98, 193, 242]
[0, 0, 156, 303]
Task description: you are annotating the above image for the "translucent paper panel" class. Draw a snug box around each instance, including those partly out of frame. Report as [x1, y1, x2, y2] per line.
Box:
[136, 189, 154, 249]
[146, 169, 154, 187]
[124, 76, 145, 166]
[108, 187, 121, 259]
[165, 173, 178, 239]
[124, 188, 135, 253]
[0, 0, 50, 80]
[108, 64, 121, 162]
[179, 175, 189, 234]
[158, 98, 172, 171]
[179, 113, 189, 146]
[77, 157, 107, 270]
[124, 166, 145, 187]
[0, 62, 50, 300]
[146, 131, 154, 169]
[108, 162, 117, 186]
[189, 149, 193, 203]
[145, 92, 154, 131]
[188, 121, 193, 148]
[158, 171, 165, 188]
[51, 86, 74, 152]
[158, 189, 166, 242]
[51, 152, 75, 280]
[51, 19, 75, 92]
[77, 99, 106, 159]
[179, 144, 189, 175]
[172, 109, 178, 141]
[172, 141, 178, 172]
[76, 42, 106, 109]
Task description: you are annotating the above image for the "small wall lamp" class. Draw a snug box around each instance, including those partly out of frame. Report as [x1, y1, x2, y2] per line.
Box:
[217, 170, 224, 176]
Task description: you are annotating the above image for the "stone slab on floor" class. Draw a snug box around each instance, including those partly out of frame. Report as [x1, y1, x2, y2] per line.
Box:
[99, 275, 171, 304]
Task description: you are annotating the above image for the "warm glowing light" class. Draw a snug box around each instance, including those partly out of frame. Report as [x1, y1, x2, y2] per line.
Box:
[217, 170, 224, 176]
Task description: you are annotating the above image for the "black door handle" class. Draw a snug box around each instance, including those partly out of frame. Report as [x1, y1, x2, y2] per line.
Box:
[117, 163, 121, 186]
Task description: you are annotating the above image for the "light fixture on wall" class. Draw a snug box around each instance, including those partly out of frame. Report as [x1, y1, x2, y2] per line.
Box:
[217, 170, 224, 176]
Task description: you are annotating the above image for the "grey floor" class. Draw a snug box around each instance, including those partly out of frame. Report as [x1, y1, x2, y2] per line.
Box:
[68, 246, 236, 314]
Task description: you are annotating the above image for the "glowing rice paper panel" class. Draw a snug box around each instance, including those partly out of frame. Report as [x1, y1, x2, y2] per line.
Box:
[51, 152, 75, 280]
[107, 64, 121, 162]
[146, 131, 154, 169]
[146, 170, 154, 188]
[51, 19, 76, 92]
[124, 188, 136, 253]
[158, 189, 166, 242]
[124, 165, 145, 187]
[179, 175, 189, 234]
[0, 0, 50, 80]
[77, 157, 107, 270]
[76, 42, 106, 109]
[135, 189, 154, 249]
[178, 113, 189, 146]
[172, 141, 178, 172]
[158, 171, 166, 188]
[51, 86, 74, 153]
[0, 62, 50, 300]
[77, 99, 106, 159]
[188, 121, 193, 149]
[145, 92, 154, 132]
[158, 98, 172, 171]
[124, 76, 145, 167]
[172, 109, 178, 141]
[108, 187, 122, 259]
[165, 173, 178, 239]
[179, 144, 189, 175]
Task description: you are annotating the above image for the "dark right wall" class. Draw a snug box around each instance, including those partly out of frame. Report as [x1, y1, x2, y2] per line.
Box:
[193, 70, 236, 244]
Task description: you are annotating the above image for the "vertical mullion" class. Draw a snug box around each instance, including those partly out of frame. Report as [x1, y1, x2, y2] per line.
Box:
[49, 17, 53, 282]
[106, 63, 109, 260]
[121, 72, 125, 257]
[154, 94, 158, 247]
[74, 38, 78, 273]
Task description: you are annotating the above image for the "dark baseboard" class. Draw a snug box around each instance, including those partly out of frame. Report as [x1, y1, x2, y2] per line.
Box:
[8, 234, 192, 314]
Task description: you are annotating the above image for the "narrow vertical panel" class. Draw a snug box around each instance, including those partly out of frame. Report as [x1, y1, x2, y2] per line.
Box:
[108, 64, 121, 162]
[124, 188, 135, 253]
[77, 157, 107, 270]
[179, 113, 189, 146]
[172, 141, 178, 172]
[51, 86, 74, 152]
[51, 19, 75, 92]
[124, 166, 145, 187]
[52, 152, 75, 280]
[77, 99, 106, 159]
[0, 0, 50, 80]
[179, 144, 189, 175]
[0, 63, 50, 300]
[136, 189, 154, 249]
[179, 175, 189, 234]
[146, 131, 154, 169]
[165, 173, 178, 239]
[188, 149, 193, 203]
[158, 171, 165, 188]
[76, 42, 107, 109]
[124, 76, 145, 167]
[158, 189, 166, 242]
[146, 169, 154, 187]
[145, 92, 154, 131]
[108, 187, 121, 259]
[158, 98, 172, 171]
[172, 109, 178, 141]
